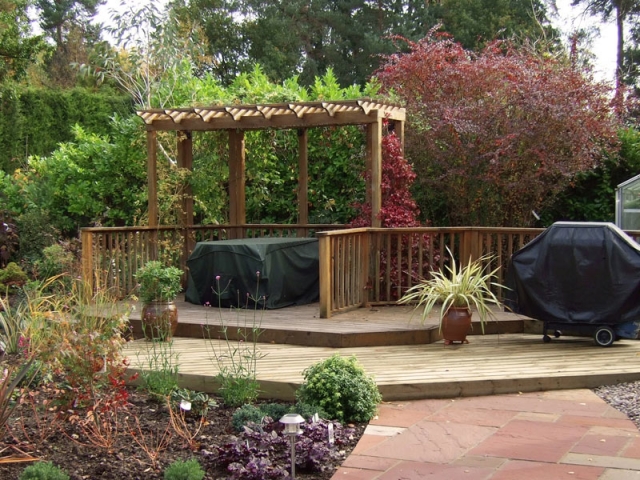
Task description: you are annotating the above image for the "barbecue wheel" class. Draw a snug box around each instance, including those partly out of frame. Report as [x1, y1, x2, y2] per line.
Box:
[593, 326, 615, 347]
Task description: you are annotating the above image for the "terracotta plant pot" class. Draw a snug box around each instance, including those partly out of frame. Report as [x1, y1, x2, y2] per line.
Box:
[141, 300, 178, 341]
[442, 307, 472, 345]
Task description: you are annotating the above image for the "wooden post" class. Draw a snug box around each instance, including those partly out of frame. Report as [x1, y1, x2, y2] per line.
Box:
[81, 229, 94, 296]
[318, 234, 332, 318]
[397, 120, 405, 153]
[361, 231, 370, 307]
[368, 120, 383, 228]
[146, 130, 158, 260]
[228, 129, 246, 239]
[177, 131, 194, 227]
[147, 131, 158, 227]
[177, 131, 194, 283]
[297, 129, 309, 237]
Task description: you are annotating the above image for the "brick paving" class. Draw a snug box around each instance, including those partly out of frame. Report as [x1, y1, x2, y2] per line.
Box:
[332, 389, 640, 479]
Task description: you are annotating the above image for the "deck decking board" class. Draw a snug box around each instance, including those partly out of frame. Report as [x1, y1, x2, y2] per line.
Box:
[123, 327, 640, 402]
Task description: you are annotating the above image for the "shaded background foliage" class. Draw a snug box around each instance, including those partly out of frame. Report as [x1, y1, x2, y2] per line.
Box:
[1, 0, 640, 271]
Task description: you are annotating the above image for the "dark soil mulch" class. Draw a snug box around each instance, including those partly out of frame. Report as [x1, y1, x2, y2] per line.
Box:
[0, 387, 366, 479]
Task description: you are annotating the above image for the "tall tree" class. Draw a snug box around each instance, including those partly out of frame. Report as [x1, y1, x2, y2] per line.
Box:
[184, 0, 436, 86]
[0, 0, 46, 82]
[36, 0, 103, 46]
[571, 0, 640, 104]
[172, 0, 247, 84]
[430, 0, 556, 50]
[35, 0, 105, 87]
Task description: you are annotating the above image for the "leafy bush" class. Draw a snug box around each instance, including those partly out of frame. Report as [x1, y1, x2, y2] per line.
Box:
[163, 459, 205, 480]
[232, 404, 269, 432]
[0, 213, 18, 266]
[0, 262, 28, 290]
[136, 260, 183, 303]
[19, 461, 70, 480]
[377, 31, 621, 227]
[216, 416, 356, 479]
[297, 354, 381, 423]
[14, 209, 58, 265]
[34, 244, 75, 280]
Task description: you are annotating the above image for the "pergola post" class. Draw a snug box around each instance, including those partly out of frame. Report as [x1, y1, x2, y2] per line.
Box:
[297, 129, 309, 237]
[146, 130, 159, 260]
[396, 120, 405, 152]
[147, 131, 158, 228]
[228, 129, 246, 239]
[368, 120, 383, 228]
[177, 131, 195, 263]
[177, 131, 194, 227]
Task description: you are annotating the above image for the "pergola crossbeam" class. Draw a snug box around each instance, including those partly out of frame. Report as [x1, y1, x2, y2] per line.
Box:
[137, 99, 405, 229]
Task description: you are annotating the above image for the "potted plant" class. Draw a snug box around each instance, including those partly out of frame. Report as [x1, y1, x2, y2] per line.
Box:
[136, 260, 183, 340]
[398, 249, 506, 345]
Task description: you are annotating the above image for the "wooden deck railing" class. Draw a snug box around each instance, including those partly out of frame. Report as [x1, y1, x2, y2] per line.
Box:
[317, 227, 544, 317]
[81, 224, 640, 316]
[81, 224, 346, 297]
[317, 227, 640, 318]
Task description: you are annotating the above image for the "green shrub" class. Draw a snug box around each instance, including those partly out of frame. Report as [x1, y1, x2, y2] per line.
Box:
[0, 262, 28, 290]
[14, 209, 58, 265]
[163, 459, 205, 480]
[232, 404, 264, 431]
[19, 461, 70, 480]
[297, 354, 381, 423]
[293, 400, 328, 421]
[35, 244, 75, 280]
[258, 402, 290, 422]
[136, 337, 180, 401]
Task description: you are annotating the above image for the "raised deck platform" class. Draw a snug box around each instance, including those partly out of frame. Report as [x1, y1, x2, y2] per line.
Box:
[127, 297, 531, 347]
[122, 299, 640, 402]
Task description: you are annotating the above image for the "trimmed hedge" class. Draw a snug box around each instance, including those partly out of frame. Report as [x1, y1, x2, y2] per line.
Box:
[0, 86, 132, 172]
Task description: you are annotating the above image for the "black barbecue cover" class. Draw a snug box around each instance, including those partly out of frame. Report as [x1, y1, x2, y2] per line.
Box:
[505, 222, 640, 325]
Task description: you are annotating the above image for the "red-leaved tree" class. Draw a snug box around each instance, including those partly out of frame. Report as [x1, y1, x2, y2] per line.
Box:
[351, 133, 434, 299]
[376, 32, 622, 227]
[351, 132, 421, 228]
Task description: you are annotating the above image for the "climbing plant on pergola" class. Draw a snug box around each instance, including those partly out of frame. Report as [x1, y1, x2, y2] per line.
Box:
[137, 99, 405, 229]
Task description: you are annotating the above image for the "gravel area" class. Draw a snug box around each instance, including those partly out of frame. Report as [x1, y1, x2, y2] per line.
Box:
[593, 381, 640, 429]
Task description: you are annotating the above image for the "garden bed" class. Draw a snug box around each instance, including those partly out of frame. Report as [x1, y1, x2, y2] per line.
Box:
[0, 386, 366, 479]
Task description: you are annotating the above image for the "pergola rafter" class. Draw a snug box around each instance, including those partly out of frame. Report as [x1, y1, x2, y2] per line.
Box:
[137, 99, 405, 231]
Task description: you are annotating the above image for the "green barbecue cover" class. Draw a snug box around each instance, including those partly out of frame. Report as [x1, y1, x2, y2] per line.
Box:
[185, 237, 319, 309]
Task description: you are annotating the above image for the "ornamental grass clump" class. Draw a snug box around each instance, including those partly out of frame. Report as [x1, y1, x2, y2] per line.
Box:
[296, 354, 381, 423]
[398, 247, 506, 333]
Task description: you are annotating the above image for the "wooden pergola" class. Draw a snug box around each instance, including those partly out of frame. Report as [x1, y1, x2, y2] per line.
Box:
[137, 99, 405, 229]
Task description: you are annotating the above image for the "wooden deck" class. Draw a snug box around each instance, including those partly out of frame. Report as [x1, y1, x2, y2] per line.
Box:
[127, 296, 530, 347]
[122, 299, 640, 402]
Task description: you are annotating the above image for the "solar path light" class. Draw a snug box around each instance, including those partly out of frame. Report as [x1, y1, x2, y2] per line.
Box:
[279, 413, 305, 479]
